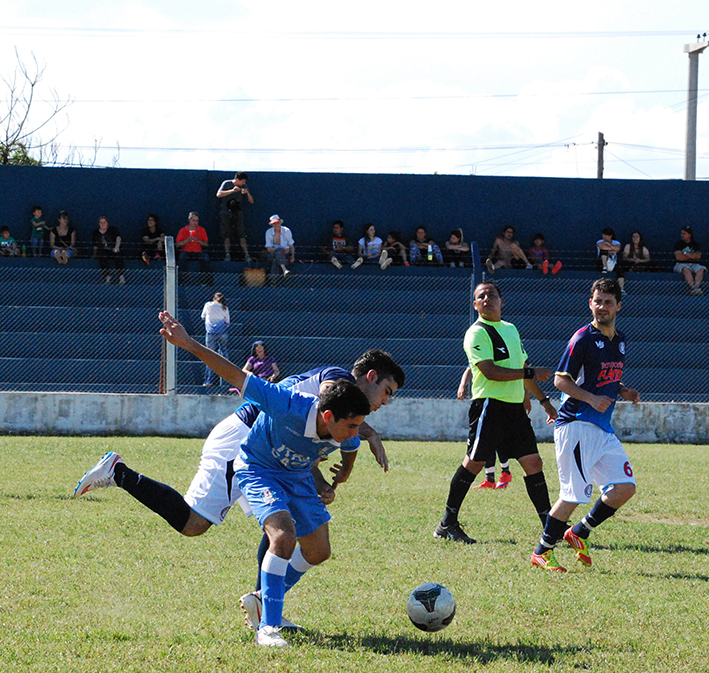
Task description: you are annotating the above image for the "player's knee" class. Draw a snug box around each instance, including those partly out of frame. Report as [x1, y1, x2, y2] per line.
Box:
[269, 528, 297, 556]
[180, 513, 212, 537]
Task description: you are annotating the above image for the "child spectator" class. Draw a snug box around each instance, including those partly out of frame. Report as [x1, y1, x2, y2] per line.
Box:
[29, 205, 48, 257]
[623, 230, 651, 272]
[243, 340, 280, 383]
[528, 233, 562, 274]
[141, 214, 165, 265]
[486, 225, 533, 273]
[0, 226, 20, 257]
[673, 225, 706, 295]
[92, 216, 125, 285]
[443, 228, 471, 267]
[49, 211, 78, 265]
[321, 219, 361, 269]
[383, 230, 408, 266]
[358, 223, 391, 269]
[409, 225, 443, 266]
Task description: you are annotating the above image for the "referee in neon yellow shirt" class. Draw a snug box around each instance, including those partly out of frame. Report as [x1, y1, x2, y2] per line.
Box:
[434, 281, 558, 544]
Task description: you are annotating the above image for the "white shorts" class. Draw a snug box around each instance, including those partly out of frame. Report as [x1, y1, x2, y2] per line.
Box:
[184, 413, 253, 524]
[553, 421, 635, 504]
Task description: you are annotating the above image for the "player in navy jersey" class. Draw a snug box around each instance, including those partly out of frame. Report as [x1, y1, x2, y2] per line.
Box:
[531, 278, 640, 572]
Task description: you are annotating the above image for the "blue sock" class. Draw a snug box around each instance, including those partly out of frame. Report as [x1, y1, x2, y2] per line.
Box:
[284, 546, 315, 593]
[260, 551, 288, 628]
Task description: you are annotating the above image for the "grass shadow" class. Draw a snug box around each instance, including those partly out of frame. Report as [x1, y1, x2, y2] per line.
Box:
[309, 630, 590, 665]
[595, 542, 709, 556]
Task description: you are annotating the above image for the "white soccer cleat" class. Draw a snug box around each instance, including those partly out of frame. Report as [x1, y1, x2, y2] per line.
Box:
[255, 625, 288, 647]
[73, 451, 123, 498]
[239, 591, 302, 632]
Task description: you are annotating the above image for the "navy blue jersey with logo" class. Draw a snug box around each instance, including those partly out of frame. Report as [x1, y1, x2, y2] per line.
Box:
[555, 323, 626, 433]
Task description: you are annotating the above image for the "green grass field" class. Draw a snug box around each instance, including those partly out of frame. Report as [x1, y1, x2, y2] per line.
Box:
[1, 436, 708, 672]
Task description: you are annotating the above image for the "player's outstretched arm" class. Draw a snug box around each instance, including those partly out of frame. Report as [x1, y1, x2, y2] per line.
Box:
[358, 421, 388, 472]
[159, 311, 247, 389]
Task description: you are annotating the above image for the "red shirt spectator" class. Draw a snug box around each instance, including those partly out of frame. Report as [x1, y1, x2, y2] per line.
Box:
[176, 212, 209, 253]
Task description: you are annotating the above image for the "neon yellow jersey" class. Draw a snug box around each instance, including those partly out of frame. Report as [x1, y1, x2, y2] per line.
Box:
[463, 318, 527, 403]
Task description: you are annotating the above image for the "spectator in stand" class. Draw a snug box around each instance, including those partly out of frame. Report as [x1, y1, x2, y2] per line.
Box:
[176, 211, 209, 271]
[359, 223, 391, 269]
[265, 214, 295, 277]
[216, 171, 253, 262]
[409, 225, 443, 267]
[141, 214, 165, 265]
[485, 225, 532, 273]
[0, 226, 20, 256]
[201, 292, 230, 386]
[623, 230, 651, 272]
[321, 219, 361, 269]
[92, 216, 126, 285]
[244, 340, 280, 383]
[383, 230, 408, 266]
[528, 233, 562, 275]
[596, 227, 625, 293]
[29, 205, 48, 257]
[674, 225, 706, 296]
[443, 228, 471, 268]
[49, 211, 78, 265]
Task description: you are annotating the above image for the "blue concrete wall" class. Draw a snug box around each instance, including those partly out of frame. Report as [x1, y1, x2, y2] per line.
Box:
[3, 165, 708, 257]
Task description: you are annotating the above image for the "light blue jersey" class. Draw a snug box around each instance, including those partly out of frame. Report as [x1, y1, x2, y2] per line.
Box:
[238, 374, 359, 472]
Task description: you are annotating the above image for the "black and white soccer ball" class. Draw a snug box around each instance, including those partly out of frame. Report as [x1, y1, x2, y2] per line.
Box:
[407, 582, 456, 632]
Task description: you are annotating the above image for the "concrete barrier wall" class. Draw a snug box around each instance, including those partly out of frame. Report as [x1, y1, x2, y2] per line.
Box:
[1, 392, 707, 444]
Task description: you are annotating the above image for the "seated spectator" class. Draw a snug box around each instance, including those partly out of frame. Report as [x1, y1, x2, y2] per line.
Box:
[0, 226, 20, 256]
[485, 225, 532, 273]
[141, 214, 165, 265]
[244, 340, 280, 382]
[321, 219, 361, 269]
[409, 225, 443, 266]
[383, 230, 408, 266]
[201, 292, 230, 386]
[93, 216, 126, 285]
[29, 205, 48, 257]
[49, 211, 78, 265]
[358, 223, 391, 269]
[674, 225, 706, 295]
[265, 214, 295, 277]
[596, 227, 625, 292]
[443, 228, 471, 268]
[176, 211, 209, 271]
[528, 233, 562, 274]
[623, 230, 651, 272]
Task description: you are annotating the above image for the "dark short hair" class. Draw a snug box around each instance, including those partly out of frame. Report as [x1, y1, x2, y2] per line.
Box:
[503, 225, 515, 233]
[590, 277, 622, 303]
[147, 213, 160, 225]
[32, 205, 42, 212]
[387, 230, 401, 242]
[474, 280, 502, 299]
[332, 219, 344, 227]
[533, 233, 544, 241]
[601, 227, 615, 237]
[319, 379, 371, 421]
[0, 226, 9, 234]
[235, 172, 248, 180]
[352, 349, 406, 389]
[59, 211, 69, 219]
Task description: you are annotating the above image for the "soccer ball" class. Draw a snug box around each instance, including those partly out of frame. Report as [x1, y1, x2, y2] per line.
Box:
[407, 583, 456, 632]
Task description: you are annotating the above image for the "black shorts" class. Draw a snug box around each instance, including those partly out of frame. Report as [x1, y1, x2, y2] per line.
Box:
[466, 398, 538, 463]
[219, 211, 245, 240]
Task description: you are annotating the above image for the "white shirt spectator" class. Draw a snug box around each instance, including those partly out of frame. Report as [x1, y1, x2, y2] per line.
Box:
[265, 225, 295, 250]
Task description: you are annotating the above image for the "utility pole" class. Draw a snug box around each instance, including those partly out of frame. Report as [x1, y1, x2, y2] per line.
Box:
[597, 132, 606, 179]
[683, 37, 709, 180]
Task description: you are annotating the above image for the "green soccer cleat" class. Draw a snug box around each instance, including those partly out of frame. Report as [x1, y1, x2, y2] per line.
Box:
[531, 548, 567, 572]
[563, 527, 592, 567]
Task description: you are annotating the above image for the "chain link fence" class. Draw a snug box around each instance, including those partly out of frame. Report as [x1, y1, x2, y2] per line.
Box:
[0, 256, 706, 401]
